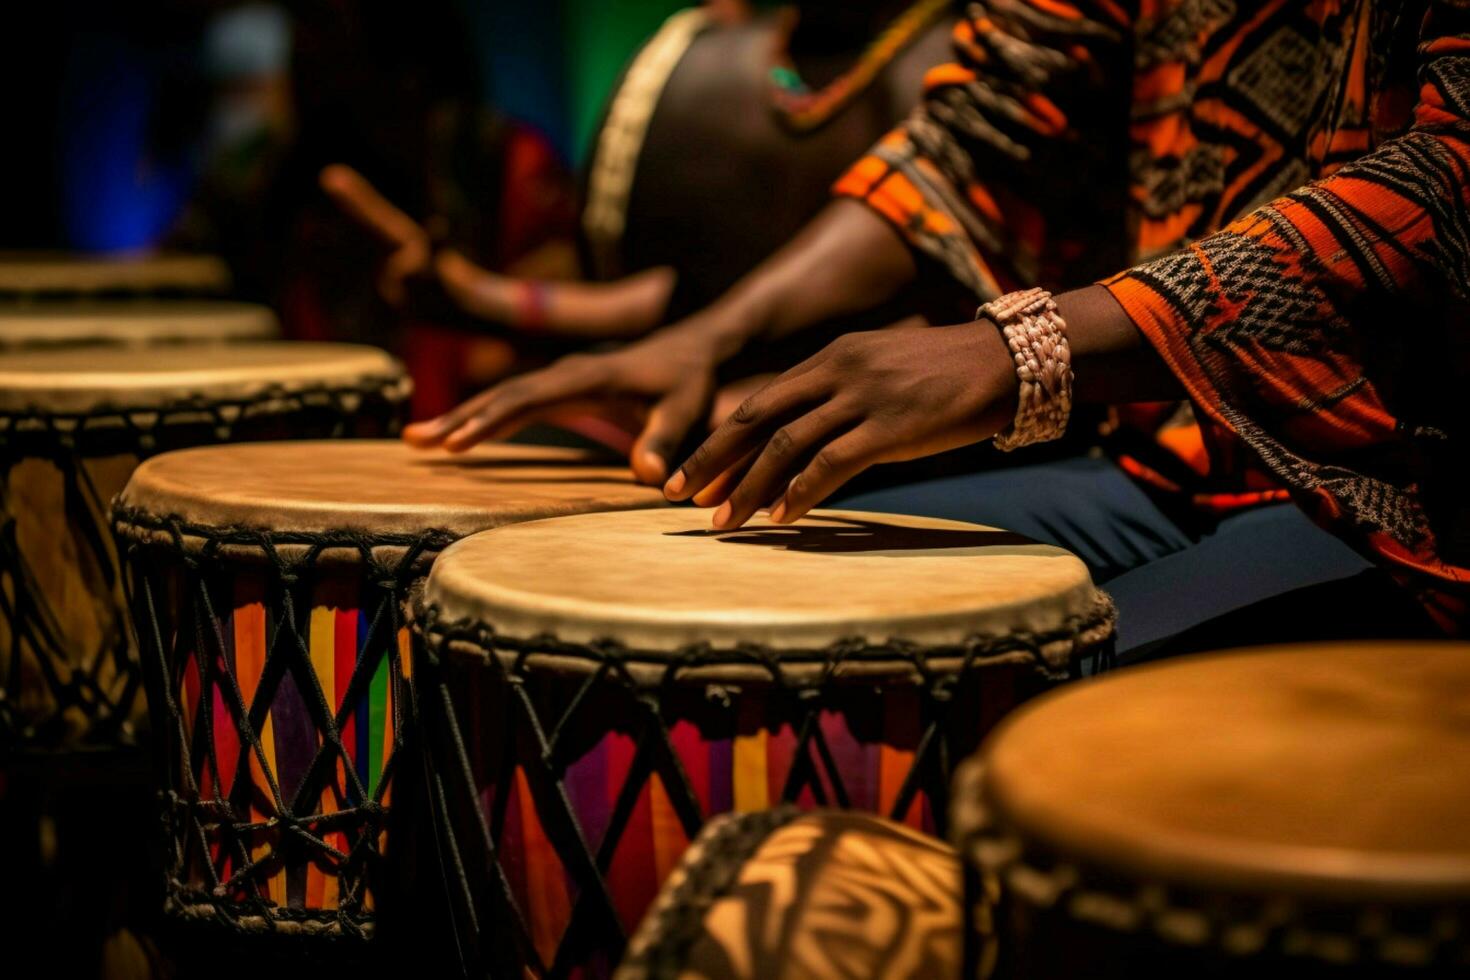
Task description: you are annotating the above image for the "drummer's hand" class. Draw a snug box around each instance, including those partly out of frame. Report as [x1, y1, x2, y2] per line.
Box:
[664, 319, 1018, 528]
[319, 164, 437, 309]
[402, 322, 725, 484]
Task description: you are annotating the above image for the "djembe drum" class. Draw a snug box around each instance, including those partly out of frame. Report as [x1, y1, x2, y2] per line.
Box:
[0, 301, 278, 351]
[952, 642, 1470, 979]
[413, 508, 1114, 975]
[617, 807, 964, 980]
[0, 250, 231, 300]
[0, 343, 408, 750]
[112, 441, 665, 956]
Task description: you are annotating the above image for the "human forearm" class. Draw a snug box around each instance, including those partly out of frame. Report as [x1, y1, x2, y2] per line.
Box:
[692, 199, 919, 359]
[1054, 284, 1184, 404]
[435, 252, 674, 338]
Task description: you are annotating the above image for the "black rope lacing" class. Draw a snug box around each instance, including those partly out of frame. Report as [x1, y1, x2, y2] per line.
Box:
[113, 500, 444, 940]
[0, 376, 407, 754]
[415, 591, 1115, 977]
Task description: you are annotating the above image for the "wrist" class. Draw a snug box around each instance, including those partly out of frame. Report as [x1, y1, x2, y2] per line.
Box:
[963, 317, 1022, 434]
[978, 288, 1074, 449]
[675, 287, 772, 362]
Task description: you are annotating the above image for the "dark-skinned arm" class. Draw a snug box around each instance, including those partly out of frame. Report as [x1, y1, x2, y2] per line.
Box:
[320, 163, 675, 339]
[664, 284, 1182, 529]
[401, 199, 922, 483]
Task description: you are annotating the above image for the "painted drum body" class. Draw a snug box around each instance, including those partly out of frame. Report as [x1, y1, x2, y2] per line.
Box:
[618, 807, 965, 980]
[414, 508, 1113, 975]
[952, 642, 1470, 979]
[112, 441, 664, 945]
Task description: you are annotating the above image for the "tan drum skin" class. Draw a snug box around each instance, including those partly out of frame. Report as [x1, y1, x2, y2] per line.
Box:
[415, 508, 1113, 976]
[0, 251, 231, 297]
[0, 341, 404, 415]
[0, 301, 278, 350]
[953, 641, 1470, 977]
[115, 439, 667, 541]
[425, 508, 1109, 662]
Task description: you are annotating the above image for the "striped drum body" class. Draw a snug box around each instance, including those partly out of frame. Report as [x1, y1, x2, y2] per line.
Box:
[113, 441, 664, 963]
[414, 508, 1114, 975]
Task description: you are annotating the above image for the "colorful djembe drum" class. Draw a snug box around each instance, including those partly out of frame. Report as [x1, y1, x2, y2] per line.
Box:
[413, 508, 1115, 975]
[112, 441, 665, 956]
[0, 301, 278, 351]
[0, 343, 408, 750]
[0, 250, 231, 300]
[617, 807, 965, 980]
[952, 642, 1470, 979]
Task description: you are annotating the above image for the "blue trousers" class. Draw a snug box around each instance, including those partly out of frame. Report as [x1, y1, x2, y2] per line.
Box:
[837, 457, 1437, 662]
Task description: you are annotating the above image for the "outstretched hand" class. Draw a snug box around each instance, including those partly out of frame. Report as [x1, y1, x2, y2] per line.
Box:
[402, 322, 726, 484]
[663, 319, 1019, 528]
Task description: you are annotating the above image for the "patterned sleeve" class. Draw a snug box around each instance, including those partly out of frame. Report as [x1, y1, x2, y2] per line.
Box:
[834, 0, 1135, 299]
[1103, 2, 1470, 629]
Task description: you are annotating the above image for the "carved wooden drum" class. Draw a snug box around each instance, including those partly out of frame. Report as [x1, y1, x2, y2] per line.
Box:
[113, 441, 665, 944]
[952, 642, 1470, 978]
[617, 807, 964, 980]
[0, 301, 278, 351]
[0, 343, 408, 750]
[414, 508, 1114, 975]
[0, 250, 231, 300]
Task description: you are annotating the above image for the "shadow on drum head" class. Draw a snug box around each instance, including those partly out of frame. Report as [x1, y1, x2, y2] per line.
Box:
[411, 455, 638, 486]
[667, 517, 1038, 555]
[414, 454, 623, 471]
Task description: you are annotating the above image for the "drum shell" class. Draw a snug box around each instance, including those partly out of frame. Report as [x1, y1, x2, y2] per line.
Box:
[949, 643, 1470, 980]
[114, 529, 437, 944]
[616, 807, 964, 980]
[415, 608, 1089, 977]
[1, 381, 406, 751]
[970, 858, 1470, 980]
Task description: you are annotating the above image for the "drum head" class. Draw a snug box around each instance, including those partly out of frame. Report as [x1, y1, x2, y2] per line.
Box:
[0, 342, 404, 414]
[977, 642, 1470, 902]
[0, 301, 278, 349]
[116, 440, 666, 539]
[424, 508, 1108, 653]
[0, 251, 230, 296]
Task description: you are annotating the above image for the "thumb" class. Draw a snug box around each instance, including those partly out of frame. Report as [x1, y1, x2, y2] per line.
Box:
[630, 382, 708, 486]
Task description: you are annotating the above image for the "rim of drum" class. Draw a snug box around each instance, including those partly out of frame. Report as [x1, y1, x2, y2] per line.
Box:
[413, 583, 1117, 686]
[949, 647, 1470, 969]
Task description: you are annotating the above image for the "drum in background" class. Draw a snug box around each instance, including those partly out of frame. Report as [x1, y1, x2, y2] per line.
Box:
[583, 4, 955, 309]
[0, 343, 408, 750]
[414, 508, 1114, 975]
[112, 441, 665, 948]
[0, 251, 231, 301]
[0, 301, 278, 351]
[617, 807, 964, 980]
[952, 642, 1470, 979]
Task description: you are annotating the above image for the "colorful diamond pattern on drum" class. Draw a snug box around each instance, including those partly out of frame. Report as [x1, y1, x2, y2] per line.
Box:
[162, 568, 407, 925]
[417, 612, 1113, 977]
[117, 512, 449, 937]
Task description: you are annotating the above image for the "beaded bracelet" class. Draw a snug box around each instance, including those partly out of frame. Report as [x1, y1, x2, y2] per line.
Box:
[978, 287, 1073, 451]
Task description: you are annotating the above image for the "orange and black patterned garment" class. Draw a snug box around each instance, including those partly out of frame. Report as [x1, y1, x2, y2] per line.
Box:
[835, 0, 1470, 630]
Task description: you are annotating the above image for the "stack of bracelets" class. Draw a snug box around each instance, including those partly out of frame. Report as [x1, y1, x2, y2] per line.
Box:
[979, 286, 1074, 451]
